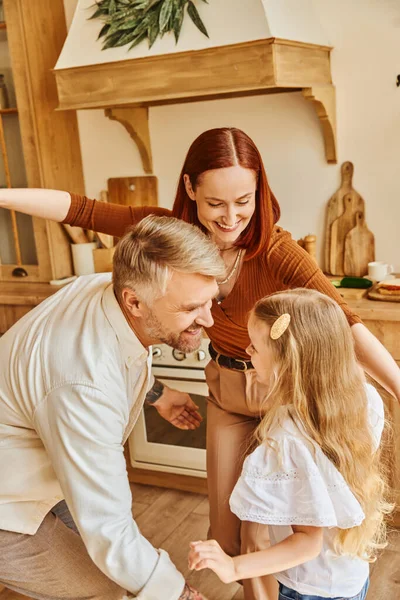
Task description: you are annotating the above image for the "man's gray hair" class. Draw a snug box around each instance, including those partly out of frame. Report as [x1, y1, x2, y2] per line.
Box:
[113, 215, 226, 303]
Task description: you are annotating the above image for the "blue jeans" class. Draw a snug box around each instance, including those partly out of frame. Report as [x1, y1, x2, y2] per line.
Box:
[279, 578, 369, 600]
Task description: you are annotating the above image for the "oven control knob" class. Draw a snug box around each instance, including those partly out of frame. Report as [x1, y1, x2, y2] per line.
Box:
[197, 350, 207, 361]
[172, 349, 186, 361]
[152, 347, 162, 358]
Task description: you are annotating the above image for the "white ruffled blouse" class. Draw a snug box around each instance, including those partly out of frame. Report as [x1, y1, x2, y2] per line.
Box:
[230, 383, 384, 598]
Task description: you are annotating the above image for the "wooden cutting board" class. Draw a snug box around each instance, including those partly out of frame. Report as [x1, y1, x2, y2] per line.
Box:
[344, 212, 375, 277]
[330, 193, 357, 276]
[107, 176, 158, 207]
[325, 275, 369, 299]
[368, 284, 400, 303]
[324, 161, 365, 273]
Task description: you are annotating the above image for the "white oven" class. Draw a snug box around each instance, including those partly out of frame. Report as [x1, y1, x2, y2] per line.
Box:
[129, 339, 210, 477]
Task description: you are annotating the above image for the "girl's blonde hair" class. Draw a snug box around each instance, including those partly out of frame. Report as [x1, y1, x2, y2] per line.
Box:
[251, 288, 393, 561]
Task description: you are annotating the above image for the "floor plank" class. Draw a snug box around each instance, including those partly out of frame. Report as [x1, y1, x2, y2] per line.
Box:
[131, 500, 149, 519]
[192, 496, 210, 516]
[161, 511, 241, 600]
[0, 488, 399, 600]
[135, 488, 205, 548]
[129, 482, 167, 505]
[367, 530, 400, 599]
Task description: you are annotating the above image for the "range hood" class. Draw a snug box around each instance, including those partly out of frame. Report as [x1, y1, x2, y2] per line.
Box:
[54, 0, 337, 163]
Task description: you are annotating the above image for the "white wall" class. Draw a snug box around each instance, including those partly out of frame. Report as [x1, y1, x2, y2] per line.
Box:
[63, 0, 400, 270]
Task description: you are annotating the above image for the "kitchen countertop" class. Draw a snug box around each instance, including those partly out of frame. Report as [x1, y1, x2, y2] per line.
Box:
[1, 281, 400, 320]
[346, 296, 400, 321]
[0, 282, 66, 306]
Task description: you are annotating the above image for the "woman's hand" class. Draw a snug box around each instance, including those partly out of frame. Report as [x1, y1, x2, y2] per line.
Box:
[188, 540, 237, 584]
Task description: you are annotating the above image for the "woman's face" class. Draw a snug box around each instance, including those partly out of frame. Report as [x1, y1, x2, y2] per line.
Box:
[184, 166, 256, 249]
[246, 315, 275, 385]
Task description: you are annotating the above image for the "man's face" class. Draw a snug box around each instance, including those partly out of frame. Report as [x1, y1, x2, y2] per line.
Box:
[142, 271, 219, 353]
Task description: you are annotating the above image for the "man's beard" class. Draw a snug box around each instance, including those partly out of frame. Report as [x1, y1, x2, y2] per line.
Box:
[145, 310, 203, 353]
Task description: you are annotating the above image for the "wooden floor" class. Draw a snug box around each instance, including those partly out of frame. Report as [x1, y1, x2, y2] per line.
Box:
[0, 483, 399, 599]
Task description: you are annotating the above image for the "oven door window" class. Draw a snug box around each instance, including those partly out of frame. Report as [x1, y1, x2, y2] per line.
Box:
[144, 378, 207, 449]
[130, 371, 208, 474]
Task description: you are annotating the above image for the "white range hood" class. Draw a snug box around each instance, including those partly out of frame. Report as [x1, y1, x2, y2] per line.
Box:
[54, 0, 337, 163]
[56, 0, 330, 69]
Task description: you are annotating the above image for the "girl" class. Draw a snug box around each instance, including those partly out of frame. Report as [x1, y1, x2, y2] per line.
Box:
[189, 289, 393, 600]
[1, 128, 399, 600]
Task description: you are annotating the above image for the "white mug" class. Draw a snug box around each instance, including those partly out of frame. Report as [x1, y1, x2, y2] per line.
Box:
[71, 242, 97, 276]
[367, 261, 394, 282]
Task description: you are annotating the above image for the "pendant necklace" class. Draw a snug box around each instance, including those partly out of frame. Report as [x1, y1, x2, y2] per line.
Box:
[217, 248, 243, 285]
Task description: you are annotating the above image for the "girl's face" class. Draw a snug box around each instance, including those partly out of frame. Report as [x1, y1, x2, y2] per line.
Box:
[184, 166, 256, 249]
[246, 315, 275, 384]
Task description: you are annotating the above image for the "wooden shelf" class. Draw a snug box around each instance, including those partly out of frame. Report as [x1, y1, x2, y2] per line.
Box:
[54, 37, 337, 163]
[55, 38, 333, 110]
[0, 23, 6, 30]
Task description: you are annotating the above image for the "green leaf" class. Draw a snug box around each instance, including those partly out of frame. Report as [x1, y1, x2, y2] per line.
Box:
[106, 17, 135, 36]
[148, 18, 160, 47]
[187, 0, 208, 37]
[97, 23, 111, 39]
[102, 31, 126, 49]
[116, 18, 143, 31]
[159, 0, 174, 34]
[109, 0, 117, 15]
[89, 5, 108, 20]
[94, 0, 211, 52]
[145, 0, 164, 12]
[173, 4, 184, 43]
[110, 28, 144, 47]
[128, 31, 147, 50]
[113, 6, 140, 20]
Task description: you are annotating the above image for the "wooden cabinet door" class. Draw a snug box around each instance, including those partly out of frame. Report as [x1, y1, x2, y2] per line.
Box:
[1, 0, 85, 282]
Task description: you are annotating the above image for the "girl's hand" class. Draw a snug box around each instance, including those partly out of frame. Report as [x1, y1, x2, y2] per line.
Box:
[188, 540, 237, 584]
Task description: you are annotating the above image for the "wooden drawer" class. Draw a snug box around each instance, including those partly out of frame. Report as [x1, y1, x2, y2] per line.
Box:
[363, 320, 400, 361]
[0, 304, 34, 334]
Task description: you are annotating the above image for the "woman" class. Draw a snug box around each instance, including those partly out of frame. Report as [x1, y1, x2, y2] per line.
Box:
[2, 128, 399, 600]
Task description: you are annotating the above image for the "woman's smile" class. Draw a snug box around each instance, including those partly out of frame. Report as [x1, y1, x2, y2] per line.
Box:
[215, 220, 242, 232]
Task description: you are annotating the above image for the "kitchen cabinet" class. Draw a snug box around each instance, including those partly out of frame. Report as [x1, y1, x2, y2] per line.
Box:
[0, 0, 84, 283]
[347, 298, 400, 527]
[0, 282, 60, 333]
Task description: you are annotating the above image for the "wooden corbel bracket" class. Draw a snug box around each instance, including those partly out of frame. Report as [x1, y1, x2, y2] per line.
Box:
[302, 85, 337, 164]
[105, 107, 153, 174]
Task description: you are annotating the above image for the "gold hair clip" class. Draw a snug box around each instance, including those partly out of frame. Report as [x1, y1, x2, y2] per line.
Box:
[270, 313, 291, 340]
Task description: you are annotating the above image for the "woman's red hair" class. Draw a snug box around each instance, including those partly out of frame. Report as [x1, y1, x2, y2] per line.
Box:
[172, 127, 281, 260]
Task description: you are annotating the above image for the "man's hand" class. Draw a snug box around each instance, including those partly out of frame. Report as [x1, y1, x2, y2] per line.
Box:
[188, 540, 237, 584]
[152, 385, 202, 430]
[179, 582, 208, 600]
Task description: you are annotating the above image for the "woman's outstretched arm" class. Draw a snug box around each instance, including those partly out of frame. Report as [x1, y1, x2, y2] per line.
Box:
[0, 189, 173, 238]
[0, 188, 71, 222]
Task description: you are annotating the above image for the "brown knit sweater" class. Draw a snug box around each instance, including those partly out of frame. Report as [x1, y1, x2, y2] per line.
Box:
[65, 194, 362, 360]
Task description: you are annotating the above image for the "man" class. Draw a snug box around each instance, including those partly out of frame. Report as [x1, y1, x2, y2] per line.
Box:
[0, 216, 225, 600]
